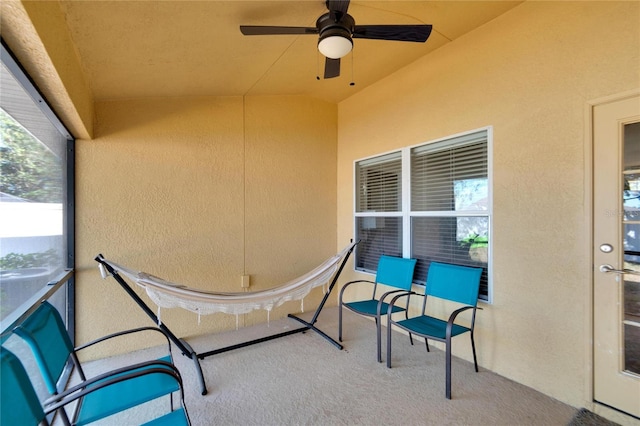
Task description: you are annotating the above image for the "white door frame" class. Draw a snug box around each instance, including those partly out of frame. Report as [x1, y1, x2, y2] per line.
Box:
[585, 89, 640, 424]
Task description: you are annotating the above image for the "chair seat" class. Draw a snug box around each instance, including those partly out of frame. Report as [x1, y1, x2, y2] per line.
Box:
[395, 315, 470, 340]
[76, 355, 180, 426]
[141, 407, 189, 426]
[345, 300, 406, 317]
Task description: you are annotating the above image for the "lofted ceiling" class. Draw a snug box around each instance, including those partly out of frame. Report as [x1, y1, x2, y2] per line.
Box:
[55, 1, 523, 104]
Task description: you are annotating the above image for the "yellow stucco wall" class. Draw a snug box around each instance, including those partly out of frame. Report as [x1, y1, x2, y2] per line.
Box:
[336, 1, 640, 409]
[75, 95, 337, 358]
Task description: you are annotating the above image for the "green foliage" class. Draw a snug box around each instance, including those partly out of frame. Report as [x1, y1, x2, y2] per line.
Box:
[0, 109, 63, 203]
[0, 249, 59, 270]
[461, 234, 488, 249]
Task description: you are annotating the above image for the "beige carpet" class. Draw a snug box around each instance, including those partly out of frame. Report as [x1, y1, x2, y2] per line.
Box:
[84, 307, 578, 426]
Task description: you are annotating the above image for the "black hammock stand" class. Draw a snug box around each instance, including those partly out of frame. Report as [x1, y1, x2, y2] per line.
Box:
[94, 242, 356, 395]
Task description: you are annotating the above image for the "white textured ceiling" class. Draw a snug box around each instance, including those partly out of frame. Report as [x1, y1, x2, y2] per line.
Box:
[57, 1, 523, 103]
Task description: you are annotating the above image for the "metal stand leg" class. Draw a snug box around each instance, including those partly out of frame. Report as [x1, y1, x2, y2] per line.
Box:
[179, 338, 208, 395]
[287, 243, 355, 350]
[287, 314, 343, 349]
[95, 256, 209, 395]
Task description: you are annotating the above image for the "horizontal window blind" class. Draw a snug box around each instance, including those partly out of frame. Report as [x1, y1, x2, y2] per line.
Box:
[355, 217, 402, 272]
[412, 137, 488, 212]
[356, 151, 401, 213]
[411, 216, 489, 300]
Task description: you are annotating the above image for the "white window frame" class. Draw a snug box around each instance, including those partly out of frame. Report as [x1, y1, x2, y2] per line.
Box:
[353, 126, 493, 303]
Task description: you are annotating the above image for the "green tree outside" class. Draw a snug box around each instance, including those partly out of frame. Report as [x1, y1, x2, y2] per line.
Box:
[0, 108, 63, 203]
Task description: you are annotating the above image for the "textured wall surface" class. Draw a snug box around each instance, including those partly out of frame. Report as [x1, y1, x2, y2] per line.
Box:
[76, 95, 337, 358]
[336, 1, 639, 410]
[0, 1, 94, 139]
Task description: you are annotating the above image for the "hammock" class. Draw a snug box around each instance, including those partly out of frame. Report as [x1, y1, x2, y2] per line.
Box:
[95, 241, 357, 396]
[99, 243, 354, 319]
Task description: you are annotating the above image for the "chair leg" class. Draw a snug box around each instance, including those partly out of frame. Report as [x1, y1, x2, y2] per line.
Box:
[69, 354, 86, 424]
[403, 310, 414, 346]
[58, 405, 72, 426]
[71, 352, 86, 381]
[386, 321, 393, 368]
[338, 303, 343, 342]
[445, 337, 452, 400]
[376, 315, 383, 363]
[425, 338, 430, 352]
[470, 332, 479, 373]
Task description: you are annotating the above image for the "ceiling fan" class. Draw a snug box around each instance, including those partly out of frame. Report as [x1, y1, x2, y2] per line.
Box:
[240, 0, 432, 79]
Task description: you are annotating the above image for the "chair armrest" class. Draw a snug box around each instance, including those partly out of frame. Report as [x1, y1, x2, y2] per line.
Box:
[445, 305, 476, 338]
[377, 289, 414, 316]
[43, 359, 181, 406]
[74, 326, 173, 357]
[43, 362, 184, 414]
[386, 291, 418, 316]
[338, 280, 375, 301]
[379, 288, 412, 302]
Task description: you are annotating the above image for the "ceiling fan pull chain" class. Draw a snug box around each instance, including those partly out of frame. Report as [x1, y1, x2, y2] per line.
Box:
[350, 50, 355, 86]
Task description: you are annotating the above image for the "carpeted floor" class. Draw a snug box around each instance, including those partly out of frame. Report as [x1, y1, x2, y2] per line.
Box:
[84, 307, 585, 425]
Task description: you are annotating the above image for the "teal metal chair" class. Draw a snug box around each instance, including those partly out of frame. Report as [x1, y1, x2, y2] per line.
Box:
[12, 301, 190, 425]
[1, 346, 190, 425]
[386, 261, 483, 399]
[338, 255, 417, 362]
[1, 347, 49, 425]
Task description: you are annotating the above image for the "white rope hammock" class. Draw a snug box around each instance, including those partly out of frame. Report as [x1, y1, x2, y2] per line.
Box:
[99, 243, 355, 324]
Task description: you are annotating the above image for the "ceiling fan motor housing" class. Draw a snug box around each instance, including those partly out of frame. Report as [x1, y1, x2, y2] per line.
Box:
[316, 13, 355, 59]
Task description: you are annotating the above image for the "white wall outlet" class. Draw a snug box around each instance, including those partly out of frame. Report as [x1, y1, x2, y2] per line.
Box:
[241, 274, 250, 288]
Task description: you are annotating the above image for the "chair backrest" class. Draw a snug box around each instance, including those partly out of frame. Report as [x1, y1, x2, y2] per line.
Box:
[13, 301, 76, 394]
[1, 348, 46, 425]
[375, 255, 417, 291]
[424, 262, 482, 306]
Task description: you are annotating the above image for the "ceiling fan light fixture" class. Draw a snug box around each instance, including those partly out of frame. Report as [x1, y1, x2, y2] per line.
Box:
[318, 29, 353, 59]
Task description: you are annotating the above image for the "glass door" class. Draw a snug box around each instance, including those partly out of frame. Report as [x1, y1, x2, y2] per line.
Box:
[593, 93, 640, 418]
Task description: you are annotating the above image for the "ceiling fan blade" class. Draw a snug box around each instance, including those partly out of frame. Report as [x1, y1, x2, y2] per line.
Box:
[324, 57, 340, 79]
[240, 26, 318, 36]
[352, 25, 433, 42]
[326, 0, 350, 15]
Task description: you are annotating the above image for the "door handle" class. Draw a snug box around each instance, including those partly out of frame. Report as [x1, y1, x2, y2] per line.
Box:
[599, 264, 640, 276]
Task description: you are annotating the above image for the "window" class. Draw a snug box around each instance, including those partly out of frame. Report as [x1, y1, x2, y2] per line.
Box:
[354, 129, 491, 301]
[355, 152, 403, 271]
[0, 40, 75, 322]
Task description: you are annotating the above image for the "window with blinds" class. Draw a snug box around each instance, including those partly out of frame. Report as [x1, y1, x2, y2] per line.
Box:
[354, 151, 402, 271]
[354, 129, 491, 301]
[411, 132, 489, 299]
